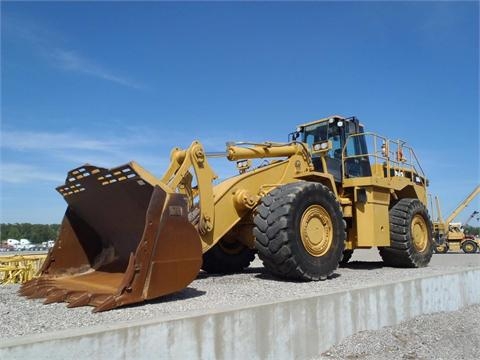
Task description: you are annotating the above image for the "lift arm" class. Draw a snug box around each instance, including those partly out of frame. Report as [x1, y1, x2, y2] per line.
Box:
[160, 140, 317, 252]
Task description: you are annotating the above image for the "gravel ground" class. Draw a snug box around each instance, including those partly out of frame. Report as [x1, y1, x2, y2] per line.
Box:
[0, 250, 478, 341]
[317, 303, 480, 360]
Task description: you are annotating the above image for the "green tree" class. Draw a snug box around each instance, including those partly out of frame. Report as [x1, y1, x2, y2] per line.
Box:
[464, 225, 480, 236]
[1, 223, 61, 242]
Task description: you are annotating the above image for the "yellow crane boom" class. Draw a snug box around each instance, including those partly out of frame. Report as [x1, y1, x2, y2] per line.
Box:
[442, 185, 480, 227]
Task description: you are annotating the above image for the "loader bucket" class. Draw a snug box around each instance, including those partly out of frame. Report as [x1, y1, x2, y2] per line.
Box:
[20, 163, 202, 312]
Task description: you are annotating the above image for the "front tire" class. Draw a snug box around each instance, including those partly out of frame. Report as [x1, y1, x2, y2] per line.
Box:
[253, 182, 346, 281]
[379, 198, 433, 267]
[201, 237, 255, 274]
[190, 208, 255, 274]
[435, 244, 449, 254]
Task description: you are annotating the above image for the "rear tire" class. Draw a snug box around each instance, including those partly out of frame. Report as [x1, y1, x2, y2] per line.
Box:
[253, 182, 346, 280]
[461, 240, 478, 254]
[379, 198, 433, 267]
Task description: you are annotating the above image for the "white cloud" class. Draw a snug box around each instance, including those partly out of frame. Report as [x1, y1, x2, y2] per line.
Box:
[1, 130, 118, 152]
[50, 49, 144, 90]
[1, 128, 239, 154]
[0, 163, 63, 184]
[0, 129, 172, 181]
[4, 15, 143, 90]
[54, 151, 171, 172]
[0, 128, 247, 185]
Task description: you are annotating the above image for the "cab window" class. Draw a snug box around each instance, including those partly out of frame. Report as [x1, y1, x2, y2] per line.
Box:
[303, 122, 328, 149]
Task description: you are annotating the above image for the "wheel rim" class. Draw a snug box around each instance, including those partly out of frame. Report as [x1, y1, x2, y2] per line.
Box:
[436, 245, 446, 253]
[300, 205, 333, 257]
[464, 243, 474, 253]
[411, 214, 428, 252]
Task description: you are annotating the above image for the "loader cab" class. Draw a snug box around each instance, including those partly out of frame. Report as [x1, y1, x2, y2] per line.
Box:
[297, 116, 371, 182]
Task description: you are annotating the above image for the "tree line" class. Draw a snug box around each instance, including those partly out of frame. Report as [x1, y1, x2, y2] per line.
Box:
[464, 225, 480, 236]
[1, 223, 60, 243]
[1, 222, 478, 244]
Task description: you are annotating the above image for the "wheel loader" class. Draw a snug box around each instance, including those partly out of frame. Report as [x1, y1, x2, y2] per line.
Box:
[20, 115, 433, 312]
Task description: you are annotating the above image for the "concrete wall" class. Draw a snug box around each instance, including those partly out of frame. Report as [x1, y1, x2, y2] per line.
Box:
[2, 268, 479, 360]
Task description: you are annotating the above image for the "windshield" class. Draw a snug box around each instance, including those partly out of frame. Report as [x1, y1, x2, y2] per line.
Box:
[302, 122, 329, 148]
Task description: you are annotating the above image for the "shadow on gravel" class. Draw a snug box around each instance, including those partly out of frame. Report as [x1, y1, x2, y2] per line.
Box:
[114, 287, 207, 311]
[147, 288, 206, 305]
[340, 261, 385, 270]
[195, 266, 268, 280]
[194, 265, 344, 283]
[254, 271, 341, 282]
[243, 266, 269, 275]
[434, 252, 478, 255]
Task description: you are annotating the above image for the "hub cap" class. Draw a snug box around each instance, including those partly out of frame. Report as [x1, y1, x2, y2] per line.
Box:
[300, 205, 333, 257]
[464, 243, 474, 252]
[411, 214, 428, 252]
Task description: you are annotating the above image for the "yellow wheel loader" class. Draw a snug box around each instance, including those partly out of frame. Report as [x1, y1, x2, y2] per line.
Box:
[20, 115, 433, 312]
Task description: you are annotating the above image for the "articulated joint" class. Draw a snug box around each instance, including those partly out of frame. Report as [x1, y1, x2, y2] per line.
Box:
[171, 148, 186, 164]
[233, 189, 259, 210]
[191, 143, 205, 165]
[199, 215, 213, 235]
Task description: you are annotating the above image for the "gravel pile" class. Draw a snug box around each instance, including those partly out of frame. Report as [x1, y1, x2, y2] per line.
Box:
[318, 303, 480, 360]
[0, 252, 478, 339]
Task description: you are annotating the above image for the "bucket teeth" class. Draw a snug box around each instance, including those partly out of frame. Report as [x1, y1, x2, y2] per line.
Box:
[20, 279, 56, 297]
[19, 280, 40, 296]
[44, 289, 69, 304]
[67, 293, 92, 308]
[93, 296, 118, 313]
[26, 287, 53, 299]
[19, 286, 35, 297]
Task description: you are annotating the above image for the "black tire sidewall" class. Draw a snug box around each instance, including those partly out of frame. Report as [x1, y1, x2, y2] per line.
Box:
[462, 240, 478, 254]
[287, 184, 345, 278]
[406, 200, 434, 265]
[381, 198, 434, 268]
[435, 245, 448, 254]
[202, 241, 255, 274]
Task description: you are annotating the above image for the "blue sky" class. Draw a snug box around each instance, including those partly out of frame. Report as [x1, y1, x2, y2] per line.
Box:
[1, 1, 478, 224]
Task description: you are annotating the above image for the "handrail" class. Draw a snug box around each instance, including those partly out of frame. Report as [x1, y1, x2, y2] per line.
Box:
[342, 132, 426, 182]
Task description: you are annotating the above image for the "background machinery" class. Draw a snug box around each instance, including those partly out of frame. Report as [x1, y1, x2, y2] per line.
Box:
[462, 210, 480, 234]
[0, 254, 46, 285]
[20, 115, 433, 312]
[433, 186, 480, 254]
